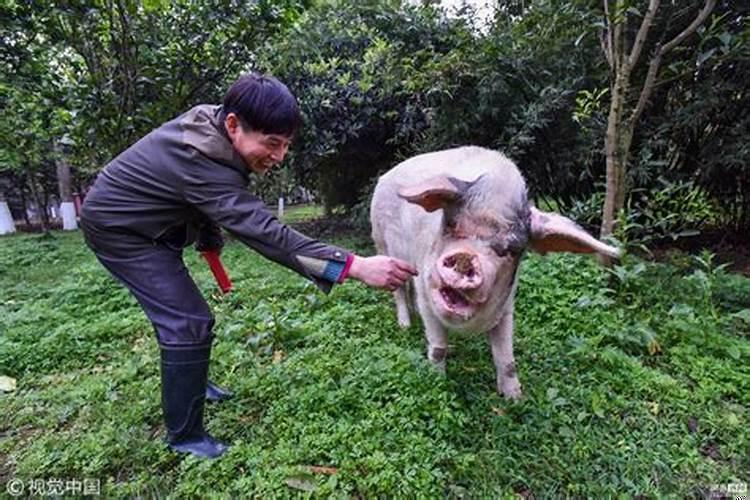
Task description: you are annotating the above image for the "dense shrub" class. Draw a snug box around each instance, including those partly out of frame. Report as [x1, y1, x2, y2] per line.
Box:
[2, 0, 749, 240]
[260, 2, 475, 209]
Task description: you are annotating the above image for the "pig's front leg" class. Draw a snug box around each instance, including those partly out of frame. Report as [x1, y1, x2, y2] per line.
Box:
[393, 287, 411, 328]
[488, 309, 522, 400]
[416, 296, 448, 373]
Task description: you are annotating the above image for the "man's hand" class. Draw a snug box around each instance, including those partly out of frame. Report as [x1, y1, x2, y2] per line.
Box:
[195, 223, 224, 254]
[348, 255, 418, 291]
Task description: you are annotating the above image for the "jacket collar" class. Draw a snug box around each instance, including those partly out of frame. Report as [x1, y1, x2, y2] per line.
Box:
[181, 105, 249, 176]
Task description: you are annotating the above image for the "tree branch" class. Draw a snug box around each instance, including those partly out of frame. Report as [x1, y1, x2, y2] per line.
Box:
[630, 51, 661, 125]
[600, 30, 613, 69]
[628, 0, 659, 68]
[630, 0, 717, 126]
[601, 0, 614, 69]
[660, 0, 716, 56]
[612, 1, 624, 74]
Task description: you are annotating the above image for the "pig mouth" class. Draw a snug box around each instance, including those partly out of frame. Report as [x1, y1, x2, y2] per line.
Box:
[436, 286, 476, 319]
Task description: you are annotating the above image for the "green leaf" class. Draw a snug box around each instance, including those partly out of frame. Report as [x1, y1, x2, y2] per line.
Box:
[143, 0, 168, 11]
[731, 309, 750, 323]
[726, 345, 740, 360]
[626, 7, 642, 17]
[591, 393, 605, 418]
[697, 48, 716, 66]
[559, 426, 575, 438]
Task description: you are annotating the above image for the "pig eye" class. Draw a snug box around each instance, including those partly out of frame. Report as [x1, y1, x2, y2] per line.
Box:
[491, 243, 509, 258]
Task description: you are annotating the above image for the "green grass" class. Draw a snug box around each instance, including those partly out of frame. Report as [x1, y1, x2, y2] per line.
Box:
[1, 227, 748, 498]
[279, 204, 325, 224]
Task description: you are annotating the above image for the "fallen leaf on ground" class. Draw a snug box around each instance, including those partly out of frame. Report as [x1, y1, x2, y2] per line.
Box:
[306, 466, 338, 475]
[0, 376, 16, 392]
[285, 476, 316, 492]
[648, 401, 660, 416]
[700, 441, 721, 460]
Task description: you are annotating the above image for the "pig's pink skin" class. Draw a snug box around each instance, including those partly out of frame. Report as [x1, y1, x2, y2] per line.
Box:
[427, 238, 516, 331]
[371, 146, 619, 400]
[436, 249, 482, 292]
[372, 147, 525, 331]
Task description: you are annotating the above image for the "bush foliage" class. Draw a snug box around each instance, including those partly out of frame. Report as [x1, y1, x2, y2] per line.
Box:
[258, 0, 749, 238]
[2, 0, 748, 236]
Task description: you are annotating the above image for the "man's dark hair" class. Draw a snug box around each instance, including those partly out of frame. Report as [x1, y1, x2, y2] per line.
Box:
[221, 73, 301, 137]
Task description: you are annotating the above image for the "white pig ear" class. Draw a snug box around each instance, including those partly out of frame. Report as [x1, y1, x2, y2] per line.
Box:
[529, 207, 621, 258]
[398, 176, 463, 212]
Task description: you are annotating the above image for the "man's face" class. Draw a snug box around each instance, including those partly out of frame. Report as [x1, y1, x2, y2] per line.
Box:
[224, 113, 292, 175]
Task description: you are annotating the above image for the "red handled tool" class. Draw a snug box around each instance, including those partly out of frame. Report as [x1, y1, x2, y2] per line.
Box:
[201, 250, 233, 294]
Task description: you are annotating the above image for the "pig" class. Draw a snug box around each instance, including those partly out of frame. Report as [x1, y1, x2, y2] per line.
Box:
[370, 146, 620, 400]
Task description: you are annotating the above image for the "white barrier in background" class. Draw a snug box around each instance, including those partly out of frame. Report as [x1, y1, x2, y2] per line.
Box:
[61, 202, 78, 230]
[0, 201, 15, 234]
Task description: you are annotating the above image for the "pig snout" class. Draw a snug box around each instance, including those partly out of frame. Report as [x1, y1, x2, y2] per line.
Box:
[439, 251, 482, 290]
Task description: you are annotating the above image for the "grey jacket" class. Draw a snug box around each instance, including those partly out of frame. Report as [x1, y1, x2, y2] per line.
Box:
[81, 105, 351, 293]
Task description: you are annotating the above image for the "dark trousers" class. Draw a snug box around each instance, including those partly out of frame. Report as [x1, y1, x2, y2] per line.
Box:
[86, 238, 215, 347]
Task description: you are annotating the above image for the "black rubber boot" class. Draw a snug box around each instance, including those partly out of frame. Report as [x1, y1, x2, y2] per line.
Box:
[206, 380, 233, 403]
[160, 342, 228, 459]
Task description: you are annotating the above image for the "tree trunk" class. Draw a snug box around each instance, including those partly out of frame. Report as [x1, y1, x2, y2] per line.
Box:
[602, 127, 633, 236]
[55, 141, 78, 230]
[19, 182, 30, 226]
[599, 0, 715, 265]
[28, 175, 50, 233]
[601, 76, 626, 240]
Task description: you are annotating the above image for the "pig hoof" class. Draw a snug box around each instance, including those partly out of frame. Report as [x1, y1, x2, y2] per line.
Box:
[397, 316, 411, 329]
[500, 380, 522, 401]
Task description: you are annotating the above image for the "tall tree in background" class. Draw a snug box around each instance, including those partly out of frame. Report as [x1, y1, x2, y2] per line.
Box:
[45, 0, 309, 171]
[1, 0, 310, 226]
[599, 0, 716, 249]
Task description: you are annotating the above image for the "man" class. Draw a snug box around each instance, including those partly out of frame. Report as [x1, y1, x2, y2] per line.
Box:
[80, 73, 416, 459]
